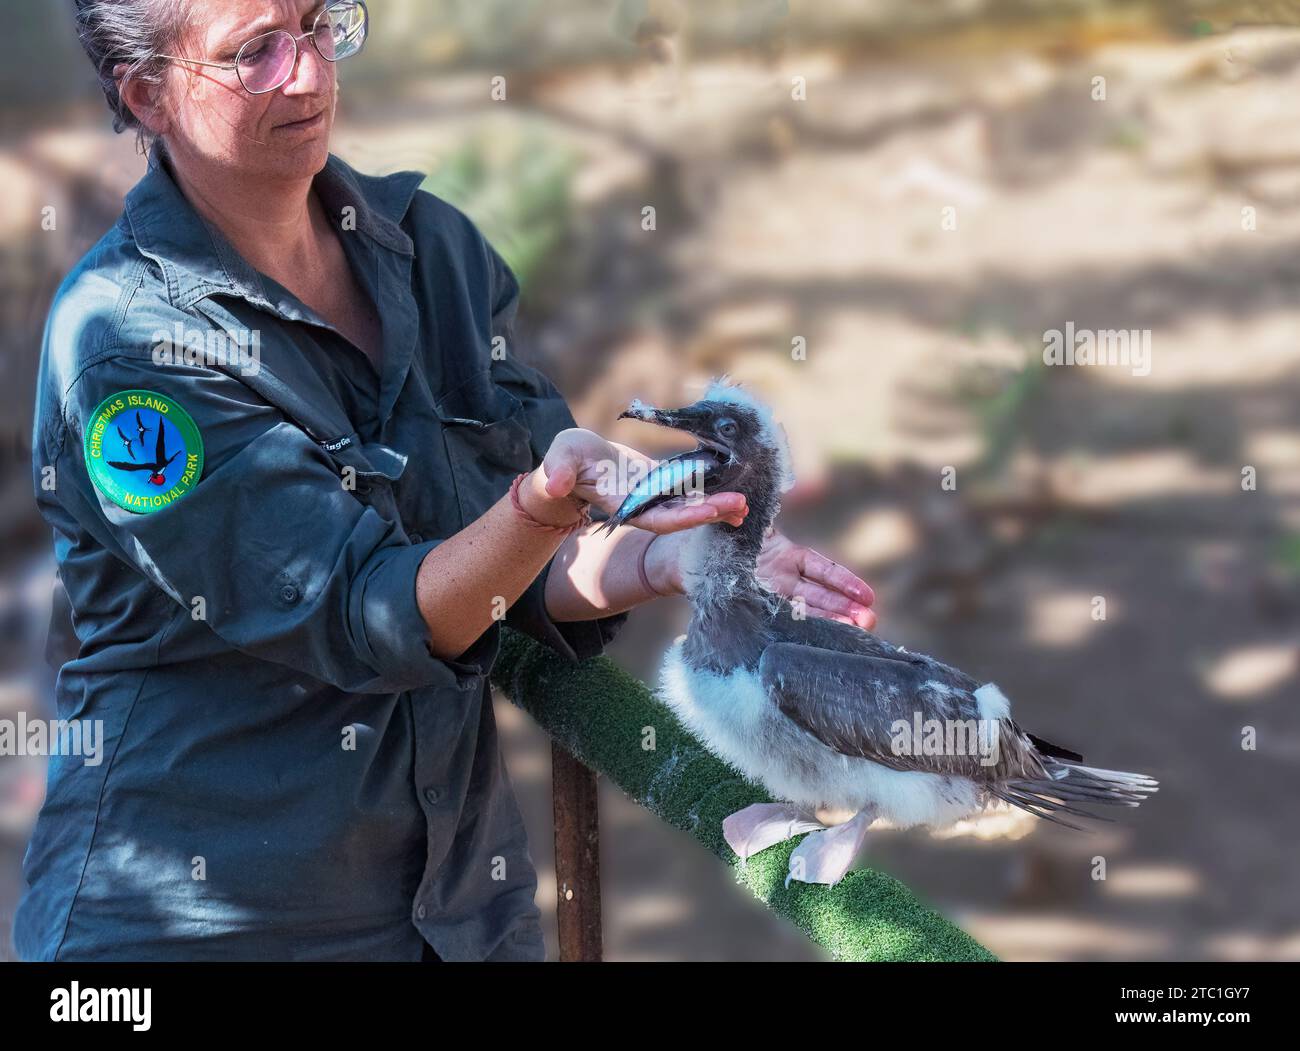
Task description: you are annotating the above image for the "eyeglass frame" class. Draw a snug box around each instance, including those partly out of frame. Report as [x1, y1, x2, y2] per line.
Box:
[157, 0, 369, 96]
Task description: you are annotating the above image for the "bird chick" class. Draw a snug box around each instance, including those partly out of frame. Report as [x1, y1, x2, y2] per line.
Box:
[610, 377, 1158, 887]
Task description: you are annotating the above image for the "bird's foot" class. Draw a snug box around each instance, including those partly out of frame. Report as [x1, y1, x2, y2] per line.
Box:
[784, 808, 875, 888]
[722, 803, 824, 862]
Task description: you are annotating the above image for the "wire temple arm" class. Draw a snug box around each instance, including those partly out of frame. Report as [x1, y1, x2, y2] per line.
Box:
[157, 54, 238, 72]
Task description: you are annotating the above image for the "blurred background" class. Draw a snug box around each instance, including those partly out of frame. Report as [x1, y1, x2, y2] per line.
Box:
[2, 0, 1298, 961]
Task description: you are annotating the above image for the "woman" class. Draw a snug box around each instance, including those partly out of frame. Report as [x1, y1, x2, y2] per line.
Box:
[17, 0, 876, 961]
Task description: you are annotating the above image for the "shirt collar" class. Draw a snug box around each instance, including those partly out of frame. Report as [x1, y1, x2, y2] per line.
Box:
[124, 139, 425, 310]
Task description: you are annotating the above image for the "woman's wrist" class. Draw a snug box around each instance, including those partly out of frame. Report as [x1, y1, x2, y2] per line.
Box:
[641, 531, 685, 597]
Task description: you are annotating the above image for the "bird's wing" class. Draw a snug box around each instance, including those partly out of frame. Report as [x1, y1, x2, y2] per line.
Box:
[154, 417, 168, 464]
[772, 607, 934, 662]
[758, 641, 1042, 780]
[107, 461, 154, 472]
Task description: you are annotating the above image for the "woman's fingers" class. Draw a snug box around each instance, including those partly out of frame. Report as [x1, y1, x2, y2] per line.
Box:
[539, 435, 589, 500]
[754, 532, 878, 628]
[543, 429, 633, 509]
[790, 547, 877, 628]
[804, 600, 877, 629]
[785, 576, 876, 629]
[795, 546, 876, 608]
[812, 608, 879, 629]
[633, 491, 748, 533]
[542, 461, 576, 500]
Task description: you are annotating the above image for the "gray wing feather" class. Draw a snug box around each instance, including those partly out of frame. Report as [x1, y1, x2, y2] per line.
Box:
[757, 642, 1043, 780]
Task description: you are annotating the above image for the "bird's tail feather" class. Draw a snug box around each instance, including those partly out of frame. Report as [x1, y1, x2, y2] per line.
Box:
[1025, 732, 1083, 763]
[993, 761, 1158, 832]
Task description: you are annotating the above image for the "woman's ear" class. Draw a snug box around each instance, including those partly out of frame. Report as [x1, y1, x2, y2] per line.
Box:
[115, 62, 173, 138]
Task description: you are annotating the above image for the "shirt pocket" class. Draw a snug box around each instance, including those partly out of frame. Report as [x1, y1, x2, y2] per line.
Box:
[434, 366, 535, 525]
[317, 430, 409, 525]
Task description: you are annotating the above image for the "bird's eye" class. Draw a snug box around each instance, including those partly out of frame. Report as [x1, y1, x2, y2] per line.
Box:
[717, 419, 738, 439]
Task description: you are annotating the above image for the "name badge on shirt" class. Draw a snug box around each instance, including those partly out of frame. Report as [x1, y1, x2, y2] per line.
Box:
[84, 390, 205, 514]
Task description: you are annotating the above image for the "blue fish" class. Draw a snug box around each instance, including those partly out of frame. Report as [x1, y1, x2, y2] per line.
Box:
[600, 451, 723, 534]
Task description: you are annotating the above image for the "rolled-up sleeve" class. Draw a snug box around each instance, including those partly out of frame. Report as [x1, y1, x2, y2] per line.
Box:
[484, 242, 630, 663]
[57, 351, 477, 694]
[346, 537, 495, 687]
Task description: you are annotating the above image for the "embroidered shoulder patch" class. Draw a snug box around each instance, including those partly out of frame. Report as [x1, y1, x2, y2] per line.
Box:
[84, 390, 205, 514]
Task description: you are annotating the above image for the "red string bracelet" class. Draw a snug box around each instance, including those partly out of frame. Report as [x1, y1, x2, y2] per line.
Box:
[509, 472, 591, 537]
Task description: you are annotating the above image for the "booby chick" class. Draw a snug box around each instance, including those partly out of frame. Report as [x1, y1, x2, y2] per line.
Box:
[611, 378, 1158, 887]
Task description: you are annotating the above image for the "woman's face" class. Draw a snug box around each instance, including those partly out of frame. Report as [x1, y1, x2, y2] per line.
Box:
[156, 0, 338, 184]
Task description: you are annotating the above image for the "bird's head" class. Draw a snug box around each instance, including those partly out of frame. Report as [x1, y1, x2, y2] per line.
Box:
[617, 377, 796, 531]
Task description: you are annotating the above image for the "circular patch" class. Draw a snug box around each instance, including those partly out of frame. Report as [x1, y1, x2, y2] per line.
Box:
[83, 390, 205, 514]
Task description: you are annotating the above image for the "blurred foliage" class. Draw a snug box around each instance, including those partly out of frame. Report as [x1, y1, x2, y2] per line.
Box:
[0, 0, 97, 113]
[421, 127, 579, 298]
[1105, 115, 1149, 153]
[958, 352, 1050, 479]
[446, 0, 552, 53]
[1274, 533, 1300, 577]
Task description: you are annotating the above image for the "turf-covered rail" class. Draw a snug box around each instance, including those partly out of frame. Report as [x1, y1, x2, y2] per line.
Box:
[490, 627, 996, 962]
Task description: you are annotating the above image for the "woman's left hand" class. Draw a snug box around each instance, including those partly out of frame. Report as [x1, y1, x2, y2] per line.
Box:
[756, 527, 877, 630]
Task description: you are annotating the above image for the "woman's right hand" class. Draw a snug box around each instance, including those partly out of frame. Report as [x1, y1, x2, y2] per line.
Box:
[524, 427, 748, 534]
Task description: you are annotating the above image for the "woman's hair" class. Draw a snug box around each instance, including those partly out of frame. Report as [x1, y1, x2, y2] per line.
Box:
[72, 0, 193, 150]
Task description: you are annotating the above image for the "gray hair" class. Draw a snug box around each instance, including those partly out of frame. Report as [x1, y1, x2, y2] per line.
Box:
[72, 0, 193, 150]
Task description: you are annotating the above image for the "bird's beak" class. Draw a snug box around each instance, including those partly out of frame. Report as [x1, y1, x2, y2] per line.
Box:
[618, 399, 732, 458]
[617, 399, 670, 425]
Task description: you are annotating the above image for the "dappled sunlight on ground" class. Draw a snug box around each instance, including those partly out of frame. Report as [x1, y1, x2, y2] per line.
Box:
[1200, 642, 1299, 700]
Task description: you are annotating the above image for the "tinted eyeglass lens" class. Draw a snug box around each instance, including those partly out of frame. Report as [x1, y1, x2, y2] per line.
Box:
[316, 2, 367, 62]
[236, 30, 297, 92]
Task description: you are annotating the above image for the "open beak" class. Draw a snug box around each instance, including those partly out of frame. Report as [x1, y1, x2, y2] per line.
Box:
[617, 399, 734, 459]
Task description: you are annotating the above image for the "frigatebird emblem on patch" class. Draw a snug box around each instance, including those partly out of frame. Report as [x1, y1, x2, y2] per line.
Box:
[84, 390, 204, 514]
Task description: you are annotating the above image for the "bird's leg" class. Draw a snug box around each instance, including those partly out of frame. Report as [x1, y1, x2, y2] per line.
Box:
[784, 807, 876, 888]
[722, 803, 824, 862]
[814, 804, 857, 826]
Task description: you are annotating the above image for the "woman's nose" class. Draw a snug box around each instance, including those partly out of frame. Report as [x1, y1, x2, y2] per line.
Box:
[281, 35, 331, 95]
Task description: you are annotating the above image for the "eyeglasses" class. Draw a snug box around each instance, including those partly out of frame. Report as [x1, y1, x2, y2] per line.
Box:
[159, 1, 368, 96]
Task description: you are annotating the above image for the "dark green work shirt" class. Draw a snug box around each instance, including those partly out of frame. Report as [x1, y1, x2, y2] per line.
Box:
[15, 142, 626, 961]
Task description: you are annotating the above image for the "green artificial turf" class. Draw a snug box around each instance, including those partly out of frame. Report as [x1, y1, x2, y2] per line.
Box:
[490, 627, 997, 962]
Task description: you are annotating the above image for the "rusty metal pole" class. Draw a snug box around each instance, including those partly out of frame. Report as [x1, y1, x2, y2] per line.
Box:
[550, 740, 603, 961]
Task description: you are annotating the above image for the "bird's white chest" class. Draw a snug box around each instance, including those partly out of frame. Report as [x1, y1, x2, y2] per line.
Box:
[655, 639, 981, 827]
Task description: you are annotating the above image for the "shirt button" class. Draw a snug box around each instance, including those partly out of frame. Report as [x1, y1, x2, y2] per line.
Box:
[410, 532, 423, 543]
[424, 787, 441, 805]
[279, 584, 300, 604]
[416, 904, 427, 920]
